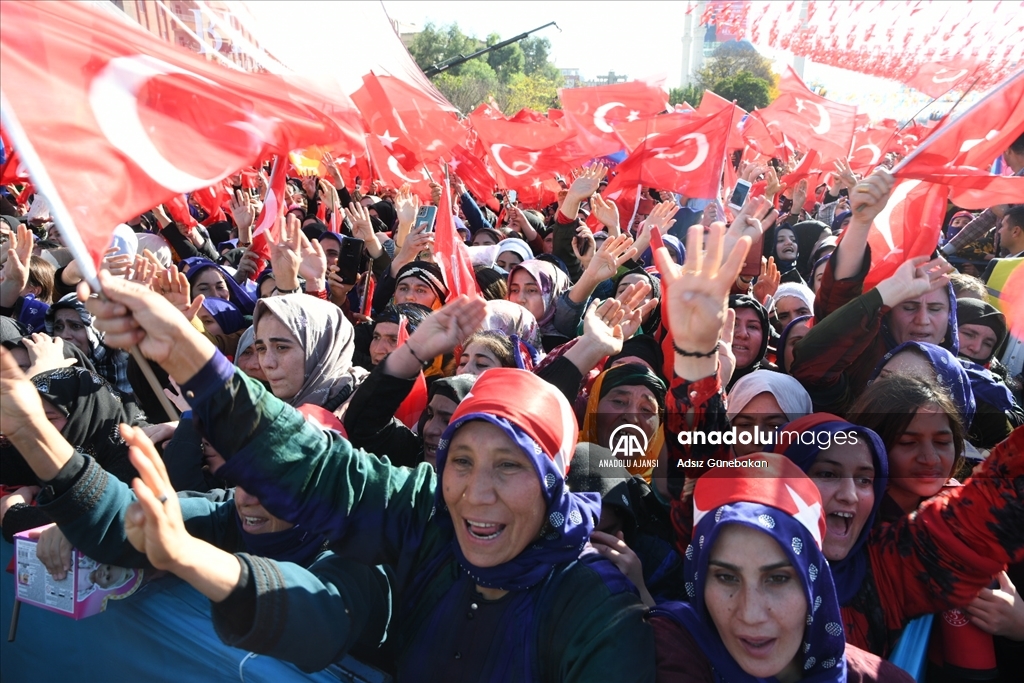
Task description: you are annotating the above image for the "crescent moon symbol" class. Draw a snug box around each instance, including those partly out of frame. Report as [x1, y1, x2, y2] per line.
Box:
[808, 102, 831, 135]
[854, 143, 881, 166]
[658, 133, 709, 173]
[593, 102, 625, 134]
[387, 156, 422, 183]
[490, 144, 533, 177]
[932, 68, 968, 84]
[89, 55, 250, 193]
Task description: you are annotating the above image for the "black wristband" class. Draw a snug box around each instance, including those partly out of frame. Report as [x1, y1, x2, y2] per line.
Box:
[272, 285, 301, 295]
[673, 340, 720, 358]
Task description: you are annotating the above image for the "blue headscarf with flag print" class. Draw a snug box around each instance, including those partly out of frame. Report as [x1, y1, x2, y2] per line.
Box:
[651, 454, 848, 683]
[774, 414, 888, 605]
[872, 341, 976, 429]
[433, 367, 600, 591]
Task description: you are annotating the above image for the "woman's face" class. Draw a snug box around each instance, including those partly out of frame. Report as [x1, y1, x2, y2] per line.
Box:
[812, 263, 827, 295]
[52, 309, 90, 353]
[320, 239, 341, 269]
[775, 229, 798, 261]
[254, 314, 306, 401]
[773, 297, 811, 330]
[495, 250, 525, 272]
[806, 440, 876, 561]
[236, 342, 266, 381]
[197, 308, 224, 337]
[705, 524, 806, 683]
[782, 319, 811, 371]
[422, 394, 459, 468]
[258, 275, 277, 300]
[508, 270, 545, 321]
[731, 392, 789, 457]
[443, 420, 546, 568]
[192, 268, 230, 301]
[542, 232, 554, 254]
[472, 231, 500, 246]
[887, 288, 949, 346]
[732, 308, 764, 369]
[41, 398, 68, 433]
[234, 484, 294, 534]
[595, 384, 660, 450]
[457, 341, 504, 376]
[886, 405, 956, 511]
[395, 278, 439, 309]
[958, 323, 998, 363]
[369, 322, 400, 366]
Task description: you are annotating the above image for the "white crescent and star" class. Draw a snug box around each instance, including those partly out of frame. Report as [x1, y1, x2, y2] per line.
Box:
[387, 155, 421, 183]
[89, 54, 262, 193]
[593, 102, 625, 133]
[490, 143, 534, 177]
[377, 130, 398, 150]
[854, 143, 882, 166]
[931, 68, 968, 84]
[795, 98, 831, 135]
[655, 133, 709, 173]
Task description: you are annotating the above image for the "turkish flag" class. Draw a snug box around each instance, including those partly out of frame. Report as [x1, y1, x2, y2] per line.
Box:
[250, 158, 288, 266]
[448, 145, 497, 209]
[608, 107, 733, 200]
[192, 181, 229, 224]
[615, 111, 699, 153]
[896, 68, 1024, 208]
[558, 80, 669, 151]
[780, 150, 823, 211]
[905, 57, 986, 98]
[393, 317, 429, 428]
[0, 0, 363, 271]
[758, 66, 857, 164]
[850, 124, 901, 174]
[434, 177, 480, 299]
[863, 179, 947, 291]
[697, 91, 747, 150]
[742, 110, 790, 161]
[366, 73, 468, 158]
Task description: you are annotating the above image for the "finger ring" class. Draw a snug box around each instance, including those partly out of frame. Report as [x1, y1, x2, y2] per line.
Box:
[157, 494, 169, 504]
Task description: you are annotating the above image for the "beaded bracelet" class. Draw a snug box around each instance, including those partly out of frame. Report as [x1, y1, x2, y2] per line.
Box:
[673, 340, 720, 358]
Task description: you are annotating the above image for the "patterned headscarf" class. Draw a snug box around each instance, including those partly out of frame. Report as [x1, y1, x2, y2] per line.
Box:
[774, 414, 888, 605]
[433, 368, 600, 591]
[872, 341, 976, 429]
[254, 294, 367, 414]
[651, 454, 848, 683]
[507, 260, 570, 327]
[479, 299, 542, 349]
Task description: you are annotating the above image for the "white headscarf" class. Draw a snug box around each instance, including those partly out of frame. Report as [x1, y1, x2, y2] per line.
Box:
[726, 370, 813, 423]
[768, 282, 816, 316]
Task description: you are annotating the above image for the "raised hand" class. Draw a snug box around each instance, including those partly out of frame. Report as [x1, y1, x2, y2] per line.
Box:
[345, 203, 374, 241]
[833, 157, 859, 192]
[724, 195, 773, 257]
[717, 308, 737, 392]
[791, 179, 809, 215]
[849, 167, 895, 225]
[390, 224, 434, 276]
[579, 297, 629, 358]
[752, 256, 780, 306]
[152, 264, 204, 320]
[229, 190, 256, 239]
[269, 213, 306, 292]
[384, 295, 487, 378]
[232, 249, 262, 284]
[321, 150, 346, 189]
[395, 184, 420, 226]
[590, 193, 621, 235]
[644, 200, 679, 235]
[102, 247, 134, 279]
[568, 163, 608, 199]
[615, 279, 658, 340]
[875, 255, 954, 308]
[22, 333, 77, 377]
[0, 345, 48, 445]
[764, 167, 787, 201]
[656, 223, 751, 381]
[584, 233, 638, 284]
[0, 222, 33, 307]
[573, 225, 597, 271]
[127, 254, 157, 289]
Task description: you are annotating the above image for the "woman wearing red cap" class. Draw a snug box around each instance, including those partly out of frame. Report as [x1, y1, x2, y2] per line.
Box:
[0, 274, 654, 680]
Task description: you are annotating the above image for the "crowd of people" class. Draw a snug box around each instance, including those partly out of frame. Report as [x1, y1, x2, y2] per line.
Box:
[0, 128, 1022, 682]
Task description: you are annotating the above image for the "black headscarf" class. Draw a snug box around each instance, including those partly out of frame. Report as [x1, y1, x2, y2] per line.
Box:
[34, 367, 147, 479]
[613, 267, 662, 335]
[368, 201, 397, 232]
[790, 220, 832, 280]
[599, 362, 667, 411]
[607, 335, 664, 375]
[956, 298, 1007, 363]
[728, 294, 770, 391]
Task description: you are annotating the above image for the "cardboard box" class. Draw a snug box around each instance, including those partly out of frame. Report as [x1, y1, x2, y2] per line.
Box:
[14, 529, 145, 619]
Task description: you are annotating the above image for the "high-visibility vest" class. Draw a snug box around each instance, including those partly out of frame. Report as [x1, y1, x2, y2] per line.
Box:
[986, 257, 1023, 314]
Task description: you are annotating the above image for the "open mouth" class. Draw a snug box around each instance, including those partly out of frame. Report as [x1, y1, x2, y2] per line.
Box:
[241, 515, 271, 532]
[738, 637, 777, 657]
[826, 511, 854, 537]
[465, 519, 505, 541]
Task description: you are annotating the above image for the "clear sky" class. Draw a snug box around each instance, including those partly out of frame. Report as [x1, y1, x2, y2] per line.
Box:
[381, 0, 1010, 121]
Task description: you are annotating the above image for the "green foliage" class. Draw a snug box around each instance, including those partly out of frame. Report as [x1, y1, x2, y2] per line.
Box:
[696, 41, 775, 92]
[710, 71, 771, 111]
[407, 22, 563, 115]
[669, 84, 705, 108]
